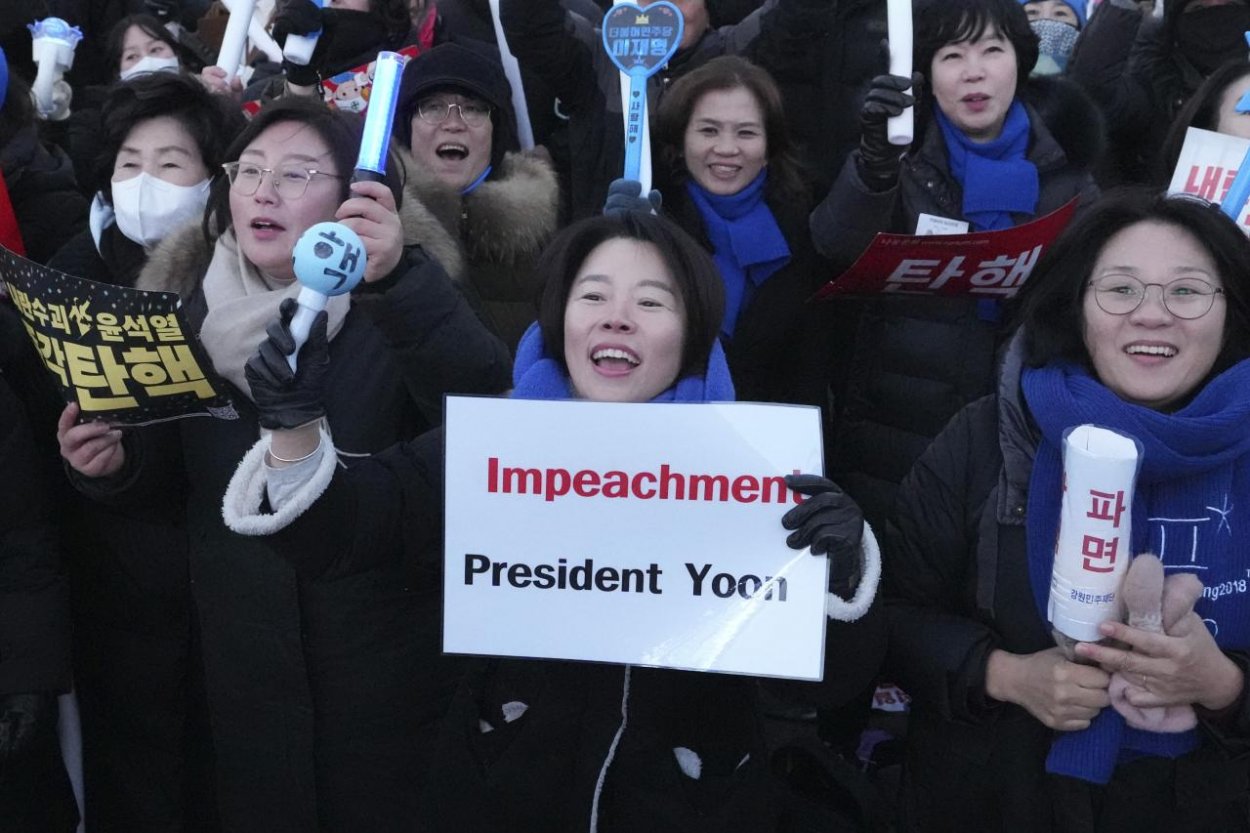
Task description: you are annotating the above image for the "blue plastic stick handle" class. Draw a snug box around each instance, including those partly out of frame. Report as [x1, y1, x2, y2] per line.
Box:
[623, 72, 646, 181]
[1222, 143, 1250, 221]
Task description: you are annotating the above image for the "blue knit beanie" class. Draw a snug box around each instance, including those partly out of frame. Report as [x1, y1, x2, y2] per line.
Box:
[1020, 0, 1087, 29]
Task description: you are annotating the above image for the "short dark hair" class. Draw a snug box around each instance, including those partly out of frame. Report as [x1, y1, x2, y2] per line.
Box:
[914, 0, 1040, 97]
[96, 72, 247, 204]
[534, 212, 725, 381]
[105, 15, 181, 77]
[1012, 188, 1250, 375]
[653, 55, 807, 205]
[206, 97, 404, 240]
[1157, 59, 1250, 184]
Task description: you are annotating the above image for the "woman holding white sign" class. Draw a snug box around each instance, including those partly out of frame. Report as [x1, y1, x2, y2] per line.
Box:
[807, 0, 1102, 530]
[885, 189, 1250, 830]
[227, 209, 885, 832]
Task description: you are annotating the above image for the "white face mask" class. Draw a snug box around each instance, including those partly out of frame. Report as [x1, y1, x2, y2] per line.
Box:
[119, 54, 180, 81]
[111, 173, 210, 249]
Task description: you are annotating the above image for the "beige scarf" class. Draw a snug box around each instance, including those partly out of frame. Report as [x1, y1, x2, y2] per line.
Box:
[198, 231, 350, 397]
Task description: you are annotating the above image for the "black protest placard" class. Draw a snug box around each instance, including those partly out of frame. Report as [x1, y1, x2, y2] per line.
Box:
[1, 246, 237, 425]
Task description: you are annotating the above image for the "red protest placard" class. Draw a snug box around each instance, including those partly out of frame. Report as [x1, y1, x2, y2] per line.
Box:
[813, 199, 1079, 300]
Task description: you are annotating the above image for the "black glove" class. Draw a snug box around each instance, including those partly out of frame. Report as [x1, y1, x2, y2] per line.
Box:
[856, 73, 918, 192]
[245, 298, 330, 431]
[604, 178, 663, 215]
[273, 0, 327, 86]
[782, 474, 864, 599]
[0, 693, 56, 775]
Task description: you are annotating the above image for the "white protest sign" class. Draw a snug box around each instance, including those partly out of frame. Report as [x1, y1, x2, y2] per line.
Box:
[1168, 126, 1250, 230]
[443, 397, 828, 680]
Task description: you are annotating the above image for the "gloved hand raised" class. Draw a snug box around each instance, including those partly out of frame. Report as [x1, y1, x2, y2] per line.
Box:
[604, 178, 663, 215]
[245, 298, 330, 430]
[273, 0, 328, 87]
[856, 73, 919, 192]
[782, 474, 864, 599]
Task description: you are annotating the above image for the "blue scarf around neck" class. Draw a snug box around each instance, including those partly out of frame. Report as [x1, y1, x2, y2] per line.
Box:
[1020, 359, 1250, 784]
[510, 322, 736, 403]
[935, 101, 1039, 231]
[685, 171, 790, 339]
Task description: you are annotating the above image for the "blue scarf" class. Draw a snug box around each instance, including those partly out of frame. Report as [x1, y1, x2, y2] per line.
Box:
[685, 171, 790, 339]
[1021, 360, 1250, 784]
[511, 322, 736, 403]
[935, 101, 1039, 231]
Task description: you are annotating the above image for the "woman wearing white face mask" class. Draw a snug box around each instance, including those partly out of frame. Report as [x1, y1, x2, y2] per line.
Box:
[110, 15, 183, 81]
[49, 72, 244, 287]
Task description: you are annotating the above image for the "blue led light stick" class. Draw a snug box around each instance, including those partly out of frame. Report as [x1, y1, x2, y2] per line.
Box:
[601, 3, 683, 182]
[1221, 145, 1250, 224]
[353, 51, 408, 183]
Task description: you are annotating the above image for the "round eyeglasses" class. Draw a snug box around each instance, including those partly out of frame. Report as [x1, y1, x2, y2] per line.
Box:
[222, 162, 344, 200]
[415, 97, 493, 128]
[1086, 274, 1225, 320]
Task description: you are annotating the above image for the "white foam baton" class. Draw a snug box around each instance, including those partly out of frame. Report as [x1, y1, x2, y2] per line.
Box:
[886, 0, 913, 146]
[1048, 425, 1141, 645]
[215, 0, 258, 79]
[488, 0, 535, 150]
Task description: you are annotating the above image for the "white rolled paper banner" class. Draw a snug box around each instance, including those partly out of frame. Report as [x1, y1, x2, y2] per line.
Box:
[1048, 425, 1140, 644]
[215, 0, 258, 77]
[613, 0, 652, 192]
[488, 0, 535, 150]
[886, 0, 913, 146]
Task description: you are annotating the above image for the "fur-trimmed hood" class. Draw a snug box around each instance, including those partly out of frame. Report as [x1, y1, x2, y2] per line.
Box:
[134, 221, 214, 300]
[133, 183, 468, 301]
[399, 148, 560, 267]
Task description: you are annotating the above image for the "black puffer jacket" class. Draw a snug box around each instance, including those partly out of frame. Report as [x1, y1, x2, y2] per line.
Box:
[71, 217, 511, 832]
[234, 425, 886, 833]
[747, 0, 887, 199]
[807, 81, 1102, 529]
[884, 341, 1250, 833]
[1069, 0, 1236, 185]
[0, 306, 77, 833]
[1, 125, 88, 265]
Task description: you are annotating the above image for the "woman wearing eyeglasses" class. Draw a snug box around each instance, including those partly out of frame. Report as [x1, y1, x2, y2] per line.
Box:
[391, 43, 560, 352]
[885, 189, 1250, 831]
[56, 97, 511, 831]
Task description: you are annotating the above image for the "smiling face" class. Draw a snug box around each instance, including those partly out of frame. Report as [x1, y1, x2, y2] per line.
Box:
[1083, 221, 1227, 411]
[682, 86, 767, 196]
[930, 26, 1019, 143]
[563, 237, 687, 402]
[119, 25, 177, 75]
[228, 121, 343, 284]
[112, 116, 209, 187]
[409, 90, 493, 190]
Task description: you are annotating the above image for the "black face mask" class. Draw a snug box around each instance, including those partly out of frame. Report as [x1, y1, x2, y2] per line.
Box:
[1176, 4, 1250, 74]
[322, 9, 391, 71]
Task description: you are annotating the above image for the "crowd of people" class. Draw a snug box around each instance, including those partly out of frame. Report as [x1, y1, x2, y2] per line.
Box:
[2, 0, 1250, 831]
